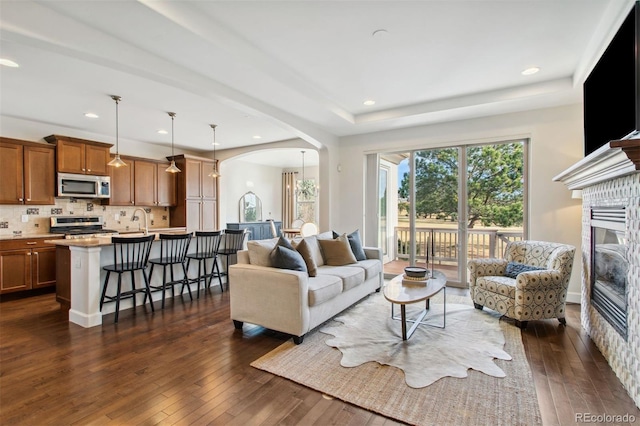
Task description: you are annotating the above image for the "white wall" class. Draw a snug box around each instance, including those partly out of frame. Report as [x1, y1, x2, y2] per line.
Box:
[336, 104, 584, 303]
[219, 159, 284, 227]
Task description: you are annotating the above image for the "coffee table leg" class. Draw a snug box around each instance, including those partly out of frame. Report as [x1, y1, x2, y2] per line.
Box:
[401, 305, 407, 340]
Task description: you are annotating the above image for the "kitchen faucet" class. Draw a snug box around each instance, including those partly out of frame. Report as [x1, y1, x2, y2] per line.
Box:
[131, 208, 149, 235]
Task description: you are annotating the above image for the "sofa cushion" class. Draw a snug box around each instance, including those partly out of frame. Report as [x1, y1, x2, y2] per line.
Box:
[316, 265, 364, 291]
[292, 238, 317, 277]
[504, 261, 544, 279]
[332, 229, 367, 261]
[318, 234, 357, 266]
[346, 258, 382, 281]
[247, 238, 278, 266]
[477, 275, 517, 298]
[308, 274, 343, 307]
[269, 236, 295, 264]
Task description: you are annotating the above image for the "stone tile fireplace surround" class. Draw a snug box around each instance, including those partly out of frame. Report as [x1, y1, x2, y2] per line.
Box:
[554, 139, 640, 408]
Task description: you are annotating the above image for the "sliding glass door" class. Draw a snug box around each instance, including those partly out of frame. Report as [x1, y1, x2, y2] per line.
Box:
[384, 139, 526, 287]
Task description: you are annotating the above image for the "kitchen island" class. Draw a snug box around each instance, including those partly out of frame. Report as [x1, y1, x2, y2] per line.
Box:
[46, 228, 225, 328]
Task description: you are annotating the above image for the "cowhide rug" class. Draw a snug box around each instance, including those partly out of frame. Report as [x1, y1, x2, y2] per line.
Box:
[319, 292, 511, 388]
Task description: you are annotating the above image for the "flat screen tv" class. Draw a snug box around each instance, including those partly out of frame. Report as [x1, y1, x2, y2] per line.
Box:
[583, 2, 640, 156]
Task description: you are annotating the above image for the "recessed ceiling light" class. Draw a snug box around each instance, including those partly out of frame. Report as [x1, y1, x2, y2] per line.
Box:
[0, 59, 19, 68]
[253, 135, 262, 139]
[84, 112, 99, 119]
[372, 29, 388, 38]
[157, 129, 168, 134]
[363, 100, 376, 106]
[521, 67, 540, 76]
[211, 142, 220, 146]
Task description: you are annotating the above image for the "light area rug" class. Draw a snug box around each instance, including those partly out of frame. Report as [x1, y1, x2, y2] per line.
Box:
[251, 292, 542, 426]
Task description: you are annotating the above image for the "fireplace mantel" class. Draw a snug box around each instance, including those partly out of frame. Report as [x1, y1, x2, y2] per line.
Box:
[553, 139, 640, 189]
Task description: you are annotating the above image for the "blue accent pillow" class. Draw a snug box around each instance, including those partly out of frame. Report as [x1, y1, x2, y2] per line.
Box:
[332, 229, 367, 261]
[272, 245, 308, 272]
[504, 262, 544, 279]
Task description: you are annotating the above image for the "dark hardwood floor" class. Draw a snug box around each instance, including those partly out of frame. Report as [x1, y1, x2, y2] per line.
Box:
[1, 286, 638, 425]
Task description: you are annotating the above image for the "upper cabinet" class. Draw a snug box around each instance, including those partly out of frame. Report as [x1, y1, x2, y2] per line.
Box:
[44, 135, 112, 176]
[169, 154, 218, 231]
[0, 137, 55, 205]
[108, 155, 176, 207]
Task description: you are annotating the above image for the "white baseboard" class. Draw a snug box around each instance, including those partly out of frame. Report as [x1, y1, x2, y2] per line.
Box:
[566, 291, 582, 304]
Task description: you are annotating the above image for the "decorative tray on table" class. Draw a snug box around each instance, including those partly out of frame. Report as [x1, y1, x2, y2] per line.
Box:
[402, 266, 431, 285]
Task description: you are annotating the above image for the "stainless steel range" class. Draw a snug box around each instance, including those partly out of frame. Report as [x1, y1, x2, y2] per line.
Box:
[50, 216, 118, 239]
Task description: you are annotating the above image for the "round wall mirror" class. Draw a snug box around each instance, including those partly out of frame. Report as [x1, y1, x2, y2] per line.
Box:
[239, 191, 262, 222]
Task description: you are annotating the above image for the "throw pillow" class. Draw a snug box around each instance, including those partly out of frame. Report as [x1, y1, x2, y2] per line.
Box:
[504, 261, 545, 279]
[272, 246, 308, 273]
[318, 234, 357, 266]
[269, 236, 295, 264]
[332, 229, 366, 261]
[247, 238, 279, 266]
[292, 238, 318, 277]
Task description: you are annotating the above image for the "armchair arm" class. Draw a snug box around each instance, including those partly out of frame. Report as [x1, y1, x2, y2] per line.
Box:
[229, 263, 310, 336]
[467, 258, 508, 287]
[515, 269, 565, 291]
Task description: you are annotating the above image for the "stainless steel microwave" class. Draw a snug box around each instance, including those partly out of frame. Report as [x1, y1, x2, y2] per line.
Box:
[57, 173, 111, 199]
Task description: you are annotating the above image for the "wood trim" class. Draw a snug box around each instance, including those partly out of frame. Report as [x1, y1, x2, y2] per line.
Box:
[0, 137, 54, 149]
[44, 134, 113, 149]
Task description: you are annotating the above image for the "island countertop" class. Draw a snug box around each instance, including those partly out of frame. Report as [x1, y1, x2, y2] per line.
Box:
[45, 227, 189, 247]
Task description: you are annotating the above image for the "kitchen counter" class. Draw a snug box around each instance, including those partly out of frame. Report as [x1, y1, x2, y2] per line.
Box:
[46, 228, 190, 248]
[0, 233, 65, 241]
[48, 227, 223, 329]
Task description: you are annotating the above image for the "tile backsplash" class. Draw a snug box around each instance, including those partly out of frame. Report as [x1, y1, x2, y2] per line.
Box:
[0, 199, 170, 237]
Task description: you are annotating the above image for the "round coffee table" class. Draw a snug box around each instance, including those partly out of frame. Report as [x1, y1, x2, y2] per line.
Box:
[383, 270, 447, 340]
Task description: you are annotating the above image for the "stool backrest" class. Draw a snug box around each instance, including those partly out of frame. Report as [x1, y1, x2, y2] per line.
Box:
[158, 233, 192, 263]
[193, 230, 223, 257]
[221, 229, 247, 252]
[110, 235, 155, 271]
[268, 219, 278, 238]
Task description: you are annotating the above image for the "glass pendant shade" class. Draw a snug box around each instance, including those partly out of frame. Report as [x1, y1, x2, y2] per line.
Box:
[108, 95, 127, 167]
[165, 160, 181, 173]
[165, 112, 181, 173]
[108, 154, 127, 168]
[208, 123, 220, 178]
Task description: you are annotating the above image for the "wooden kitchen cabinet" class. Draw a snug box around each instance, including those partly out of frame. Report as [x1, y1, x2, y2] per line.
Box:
[0, 237, 62, 294]
[108, 155, 135, 206]
[45, 135, 112, 176]
[108, 156, 176, 207]
[0, 137, 55, 205]
[169, 154, 218, 232]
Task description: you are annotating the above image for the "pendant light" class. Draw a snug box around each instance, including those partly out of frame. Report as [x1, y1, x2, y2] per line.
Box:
[208, 124, 220, 178]
[295, 150, 317, 198]
[107, 95, 127, 167]
[165, 112, 181, 173]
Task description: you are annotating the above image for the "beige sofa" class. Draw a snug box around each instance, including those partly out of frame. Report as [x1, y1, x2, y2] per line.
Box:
[229, 233, 383, 344]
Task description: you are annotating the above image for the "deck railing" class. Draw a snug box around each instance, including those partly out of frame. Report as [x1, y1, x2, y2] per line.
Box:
[394, 226, 522, 263]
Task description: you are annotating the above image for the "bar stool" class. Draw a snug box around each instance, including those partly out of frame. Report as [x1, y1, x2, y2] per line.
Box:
[217, 229, 247, 287]
[100, 235, 155, 323]
[186, 230, 224, 296]
[146, 233, 192, 309]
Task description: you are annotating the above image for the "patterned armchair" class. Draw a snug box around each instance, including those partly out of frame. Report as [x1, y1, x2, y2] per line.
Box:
[467, 240, 576, 328]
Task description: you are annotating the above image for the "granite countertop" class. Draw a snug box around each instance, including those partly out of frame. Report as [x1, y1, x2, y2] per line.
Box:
[45, 227, 190, 247]
[0, 233, 66, 241]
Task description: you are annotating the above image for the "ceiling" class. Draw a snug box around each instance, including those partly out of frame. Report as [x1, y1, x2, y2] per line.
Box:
[0, 0, 634, 167]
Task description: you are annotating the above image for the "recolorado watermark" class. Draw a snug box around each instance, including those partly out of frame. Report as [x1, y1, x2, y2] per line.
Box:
[576, 413, 636, 423]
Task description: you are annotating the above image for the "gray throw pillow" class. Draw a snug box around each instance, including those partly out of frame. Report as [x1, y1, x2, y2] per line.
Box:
[272, 245, 308, 272]
[504, 262, 544, 279]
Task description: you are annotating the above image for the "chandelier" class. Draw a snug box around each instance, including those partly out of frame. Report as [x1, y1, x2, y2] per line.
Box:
[107, 95, 127, 167]
[296, 150, 317, 198]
